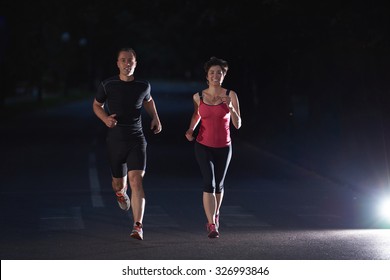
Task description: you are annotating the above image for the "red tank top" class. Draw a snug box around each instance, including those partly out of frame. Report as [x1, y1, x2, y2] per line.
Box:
[196, 95, 231, 148]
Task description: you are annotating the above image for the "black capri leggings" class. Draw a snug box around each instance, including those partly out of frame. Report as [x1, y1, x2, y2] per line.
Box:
[194, 141, 232, 193]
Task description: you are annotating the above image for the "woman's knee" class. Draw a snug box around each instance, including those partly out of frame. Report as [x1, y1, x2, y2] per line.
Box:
[215, 185, 224, 193]
[203, 184, 215, 193]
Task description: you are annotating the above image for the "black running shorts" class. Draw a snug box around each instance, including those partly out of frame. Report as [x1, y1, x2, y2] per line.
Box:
[106, 137, 147, 178]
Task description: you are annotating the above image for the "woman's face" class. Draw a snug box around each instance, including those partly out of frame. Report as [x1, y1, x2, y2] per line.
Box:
[207, 65, 225, 86]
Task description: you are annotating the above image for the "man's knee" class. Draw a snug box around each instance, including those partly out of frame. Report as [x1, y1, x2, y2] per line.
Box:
[112, 177, 125, 193]
[128, 170, 144, 190]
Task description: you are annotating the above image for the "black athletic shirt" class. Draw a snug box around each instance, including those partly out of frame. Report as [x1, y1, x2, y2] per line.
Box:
[96, 76, 151, 136]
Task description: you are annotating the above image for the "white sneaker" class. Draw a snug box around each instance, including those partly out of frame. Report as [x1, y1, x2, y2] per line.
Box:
[130, 222, 143, 240]
[116, 187, 130, 211]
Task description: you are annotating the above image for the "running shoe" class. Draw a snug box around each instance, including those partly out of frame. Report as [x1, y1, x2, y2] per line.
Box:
[116, 187, 130, 211]
[130, 222, 143, 240]
[206, 223, 219, 238]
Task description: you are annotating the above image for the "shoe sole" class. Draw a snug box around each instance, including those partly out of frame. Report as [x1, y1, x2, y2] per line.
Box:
[118, 202, 130, 211]
[208, 231, 219, 238]
[130, 232, 143, 240]
[117, 195, 130, 211]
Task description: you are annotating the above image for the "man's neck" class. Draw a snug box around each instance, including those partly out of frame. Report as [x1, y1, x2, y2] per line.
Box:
[119, 74, 135, 82]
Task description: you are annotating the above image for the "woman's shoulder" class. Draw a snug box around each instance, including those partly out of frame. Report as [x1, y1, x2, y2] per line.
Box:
[226, 89, 237, 96]
[193, 89, 206, 98]
[192, 90, 205, 104]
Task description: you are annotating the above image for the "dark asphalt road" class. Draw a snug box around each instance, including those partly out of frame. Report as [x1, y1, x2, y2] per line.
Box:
[1, 82, 390, 260]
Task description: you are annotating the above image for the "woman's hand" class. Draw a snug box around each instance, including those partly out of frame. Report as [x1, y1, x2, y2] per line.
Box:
[220, 95, 233, 109]
[185, 129, 194, 141]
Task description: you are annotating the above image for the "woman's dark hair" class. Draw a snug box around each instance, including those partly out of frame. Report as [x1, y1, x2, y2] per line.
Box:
[204, 56, 229, 75]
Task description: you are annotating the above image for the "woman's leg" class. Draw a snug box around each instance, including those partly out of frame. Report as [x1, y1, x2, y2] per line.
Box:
[195, 142, 217, 224]
[213, 145, 232, 226]
[203, 192, 217, 224]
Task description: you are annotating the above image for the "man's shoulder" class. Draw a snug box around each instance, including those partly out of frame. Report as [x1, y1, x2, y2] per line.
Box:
[100, 76, 150, 91]
[133, 79, 151, 93]
[134, 79, 150, 87]
[101, 76, 120, 86]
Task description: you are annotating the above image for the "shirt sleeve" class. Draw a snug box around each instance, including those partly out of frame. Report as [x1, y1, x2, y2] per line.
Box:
[95, 82, 107, 103]
[144, 82, 151, 101]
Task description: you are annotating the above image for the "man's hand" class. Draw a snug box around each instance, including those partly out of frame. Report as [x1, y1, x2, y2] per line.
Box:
[105, 114, 117, 128]
[151, 118, 162, 134]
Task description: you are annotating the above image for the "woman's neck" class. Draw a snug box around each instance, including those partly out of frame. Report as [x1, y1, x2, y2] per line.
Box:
[207, 85, 222, 95]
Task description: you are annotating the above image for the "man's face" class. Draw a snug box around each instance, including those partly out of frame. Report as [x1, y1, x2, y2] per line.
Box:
[117, 51, 137, 76]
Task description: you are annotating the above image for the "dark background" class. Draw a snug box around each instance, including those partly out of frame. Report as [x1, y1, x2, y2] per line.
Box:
[2, 0, 390, 193]
[2, 1, 390, 262]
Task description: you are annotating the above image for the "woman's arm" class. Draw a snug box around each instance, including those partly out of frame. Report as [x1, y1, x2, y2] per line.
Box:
[227, 91, 241, 129]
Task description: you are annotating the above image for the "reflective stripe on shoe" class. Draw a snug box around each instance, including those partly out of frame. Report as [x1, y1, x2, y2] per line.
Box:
[215, 214, 219, 230]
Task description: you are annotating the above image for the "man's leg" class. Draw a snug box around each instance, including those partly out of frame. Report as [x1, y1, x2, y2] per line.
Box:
[128, 170, 145, 240]
[112, 176, 127, 193]
[128, 170, 145, 223]
[112, 176, 130, 211]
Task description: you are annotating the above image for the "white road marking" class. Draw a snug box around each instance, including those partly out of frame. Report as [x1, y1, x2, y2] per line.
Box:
[40, 207, 84, 231]
[89, 152, 105, 208]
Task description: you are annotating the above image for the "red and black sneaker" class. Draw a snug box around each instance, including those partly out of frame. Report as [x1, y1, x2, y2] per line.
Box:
[206, 223, 219, 238]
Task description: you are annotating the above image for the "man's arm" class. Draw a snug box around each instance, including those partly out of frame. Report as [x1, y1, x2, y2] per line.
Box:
[92, 99, 117, 128]
[185, 93, 201, 141]
[143, 97, 162, 134]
